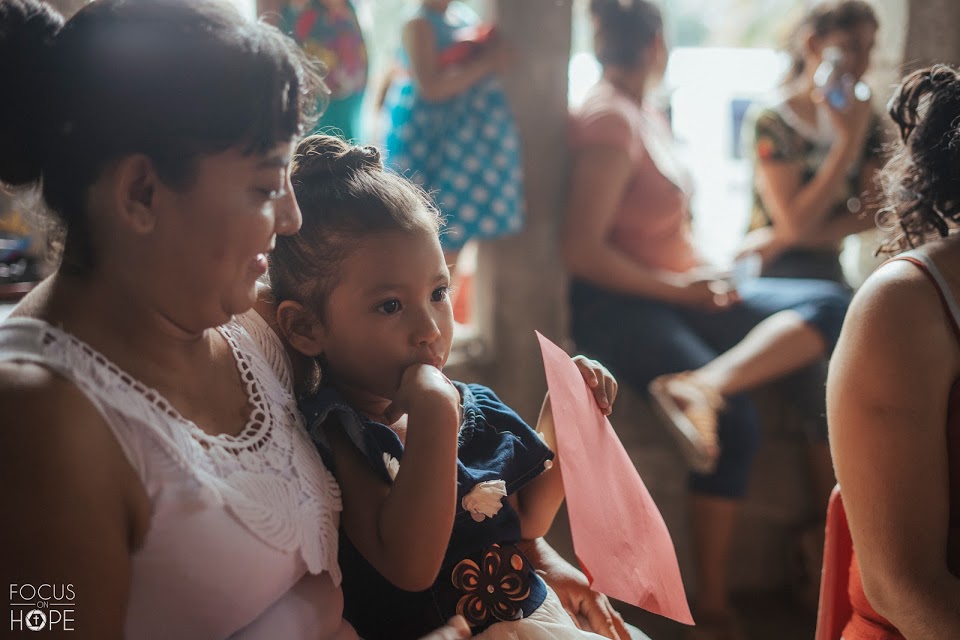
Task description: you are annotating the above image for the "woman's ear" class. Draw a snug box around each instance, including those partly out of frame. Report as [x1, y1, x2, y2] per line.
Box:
[277, 300, 325, 357]
[112, 154, 159, 234]
[804, 29, 823, 60]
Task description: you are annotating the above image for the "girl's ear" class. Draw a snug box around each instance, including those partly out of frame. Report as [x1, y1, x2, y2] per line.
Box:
[277, 300, 325, 357]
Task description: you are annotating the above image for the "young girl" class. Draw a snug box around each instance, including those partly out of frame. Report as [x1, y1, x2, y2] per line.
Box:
[380, 0, 523, 275]
[269, 135, 616, 640]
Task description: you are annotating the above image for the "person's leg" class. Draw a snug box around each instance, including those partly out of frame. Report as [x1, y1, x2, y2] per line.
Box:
[569, 283, 758, 632]
[650, 278, 850, 452]
[687, 392, 760, 634]
[688, 309, 826, 396]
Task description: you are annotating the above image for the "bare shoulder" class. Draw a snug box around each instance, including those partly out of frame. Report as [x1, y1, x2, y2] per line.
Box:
[0, 362, 141, 637]
[835, 257, 960, 387]
[0, 360, 141, 514]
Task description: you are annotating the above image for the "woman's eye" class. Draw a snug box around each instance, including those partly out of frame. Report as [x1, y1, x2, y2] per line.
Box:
[377, 299, 402, 315]
[258, 188, 284, 201]
[431, 286, 449, 302]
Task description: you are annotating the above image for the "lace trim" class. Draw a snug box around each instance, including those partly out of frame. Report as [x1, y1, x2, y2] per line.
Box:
[0, 315, 342, 583]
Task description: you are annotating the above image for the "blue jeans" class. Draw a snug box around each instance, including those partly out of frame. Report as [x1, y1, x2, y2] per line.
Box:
[570, 277, 850, 499]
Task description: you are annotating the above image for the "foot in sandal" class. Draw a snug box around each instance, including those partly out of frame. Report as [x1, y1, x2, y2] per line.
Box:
[649, 372, 725, 474]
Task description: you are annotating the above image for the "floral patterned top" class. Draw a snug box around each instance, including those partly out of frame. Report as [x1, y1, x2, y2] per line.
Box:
[743, 100, 884, 237]
[300, 382, 555, 639]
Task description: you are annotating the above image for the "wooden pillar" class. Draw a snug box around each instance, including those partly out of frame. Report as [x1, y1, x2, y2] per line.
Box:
[471, 0, 573, 423]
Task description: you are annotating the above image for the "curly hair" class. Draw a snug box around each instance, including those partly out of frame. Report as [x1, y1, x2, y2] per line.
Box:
[877, 65, 960, 253]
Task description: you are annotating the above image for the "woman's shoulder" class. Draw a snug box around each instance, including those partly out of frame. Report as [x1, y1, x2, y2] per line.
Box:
[848, 250, 959, 338]
[570, 84, 639, 151]
[0, 358, 137, 504]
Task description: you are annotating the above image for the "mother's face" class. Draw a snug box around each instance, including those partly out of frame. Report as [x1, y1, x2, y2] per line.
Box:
[128, 139, 302, 332]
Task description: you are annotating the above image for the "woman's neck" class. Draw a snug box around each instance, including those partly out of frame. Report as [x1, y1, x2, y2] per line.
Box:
[603, 68, 647, 106]
[785, 73, 820, 124]
[31, 270, 221, 387]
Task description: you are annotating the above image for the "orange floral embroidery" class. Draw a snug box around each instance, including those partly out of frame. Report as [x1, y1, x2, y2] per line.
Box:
[451, 543, 531, 627]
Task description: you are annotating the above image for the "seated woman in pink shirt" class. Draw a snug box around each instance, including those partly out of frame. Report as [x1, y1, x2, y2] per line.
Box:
[563, 1, 852, 637]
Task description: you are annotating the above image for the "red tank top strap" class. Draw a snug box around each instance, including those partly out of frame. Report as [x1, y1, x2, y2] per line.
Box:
[886, 253, 960, 343]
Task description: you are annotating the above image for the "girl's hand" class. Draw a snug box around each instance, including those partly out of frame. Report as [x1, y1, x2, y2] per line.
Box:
[384, 364, 461, 427]
[573, 356, 618, 415]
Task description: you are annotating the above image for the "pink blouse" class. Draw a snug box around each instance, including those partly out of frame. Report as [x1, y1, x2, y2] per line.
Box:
[571, 81, 701, 274]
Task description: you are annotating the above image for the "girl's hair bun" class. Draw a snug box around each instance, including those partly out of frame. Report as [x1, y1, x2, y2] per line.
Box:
[292, 134, 383, 183]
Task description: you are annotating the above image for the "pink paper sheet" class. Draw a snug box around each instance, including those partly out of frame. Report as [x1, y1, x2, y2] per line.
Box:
[536, 331, 693, 625]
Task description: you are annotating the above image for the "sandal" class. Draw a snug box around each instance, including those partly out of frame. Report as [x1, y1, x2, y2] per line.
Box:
[649, 372, 725, 474]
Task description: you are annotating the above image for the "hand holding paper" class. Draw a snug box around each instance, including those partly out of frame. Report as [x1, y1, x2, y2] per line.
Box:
[536, 331, 693, 625]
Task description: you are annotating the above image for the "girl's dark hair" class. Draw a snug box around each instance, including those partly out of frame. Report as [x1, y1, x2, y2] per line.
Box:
[0, 0, 324, 272]
[269, 135, 441, 320]
[589, 0, 662, 69]
[785, 0, 878, 82]
[877, 65, 960, 253]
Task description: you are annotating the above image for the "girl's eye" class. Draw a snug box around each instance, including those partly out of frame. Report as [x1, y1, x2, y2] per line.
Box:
[431, 286, 449, 302]
[377, 299, 402, 315]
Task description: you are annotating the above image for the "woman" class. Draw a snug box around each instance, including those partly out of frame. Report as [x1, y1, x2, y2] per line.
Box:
[742, 0, 883, 284]
[0, 1, 626, 638]
[563, 1, 852, 637]
[827, 64, 960, 640]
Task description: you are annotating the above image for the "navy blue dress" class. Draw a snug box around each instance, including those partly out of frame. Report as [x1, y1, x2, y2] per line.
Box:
[300, 382, 555, 639]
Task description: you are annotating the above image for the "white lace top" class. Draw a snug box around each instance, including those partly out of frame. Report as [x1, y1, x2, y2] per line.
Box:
[0, 310, 358, 640]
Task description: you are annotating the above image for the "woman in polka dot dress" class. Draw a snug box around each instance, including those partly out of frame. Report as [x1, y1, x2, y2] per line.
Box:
[380, 0, 524, 268]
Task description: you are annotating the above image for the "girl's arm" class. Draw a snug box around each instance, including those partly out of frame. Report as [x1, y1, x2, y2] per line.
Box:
[331, 365, 461, 592]
[515, 357, 617, 539]
[828, 260, 960, 639]
[753, 101, 874, 244]
[403, 16, 505, 103]
[514, 395, 564, 539]
[1, 366, 142, 640]
[561, 142, 724, 309]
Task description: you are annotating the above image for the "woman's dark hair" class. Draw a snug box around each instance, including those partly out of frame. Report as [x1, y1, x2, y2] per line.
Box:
[785, 0, 878, 82]
[269, 135, 441, 320]
[877, 65, 960, 253]
[589, 0, 662, 69]
[0, 0, 325, 272]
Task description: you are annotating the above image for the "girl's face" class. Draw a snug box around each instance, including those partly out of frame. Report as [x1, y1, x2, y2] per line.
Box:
[140, 139, 301, 331]
[814, 22, 877, 80]
[317, 226, 453, 401]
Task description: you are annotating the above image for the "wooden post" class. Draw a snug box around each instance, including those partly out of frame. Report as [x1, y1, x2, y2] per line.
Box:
[471, 0, 573, 422]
